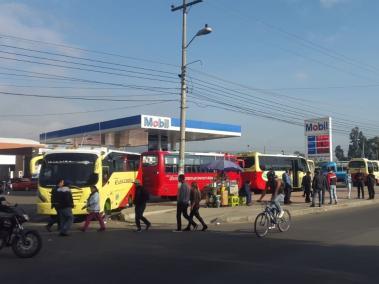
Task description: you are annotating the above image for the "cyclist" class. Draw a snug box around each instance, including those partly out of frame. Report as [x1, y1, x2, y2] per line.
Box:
[270, 174, 284, 218]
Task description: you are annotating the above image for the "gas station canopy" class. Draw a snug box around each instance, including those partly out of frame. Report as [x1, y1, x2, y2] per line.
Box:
[39, 114, 241, 150]
[0, 138, 45, 155]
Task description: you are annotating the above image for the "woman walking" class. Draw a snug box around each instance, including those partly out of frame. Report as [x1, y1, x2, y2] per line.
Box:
[184, 182, 207, 232]
[81, 185, 105, 232]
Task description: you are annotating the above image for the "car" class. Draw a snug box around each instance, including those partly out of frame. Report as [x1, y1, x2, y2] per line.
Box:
[7, 178, 38, 191]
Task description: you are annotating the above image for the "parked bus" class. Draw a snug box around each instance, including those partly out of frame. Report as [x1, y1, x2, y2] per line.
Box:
[318, 161, 347, 182]
[348, 158, 379, 185]
[32, 148, 141, 216]
[237, 152, 309, 191]
[141, 150, 241, 197]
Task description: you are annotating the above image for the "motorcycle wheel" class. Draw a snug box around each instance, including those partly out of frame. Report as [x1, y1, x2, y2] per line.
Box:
[12, 230, 42, 258]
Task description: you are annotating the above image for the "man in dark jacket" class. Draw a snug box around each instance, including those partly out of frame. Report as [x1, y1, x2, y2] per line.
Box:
[134, 179, 151, 232]
[356, 170, 365, 199]
[302, 171, 312, 203]
[55, 180, 74, 236]
[311, 170, 328, 207]
[45, 178, 63, 232]
[184, 182, 207, 231]
[367, 169, 376, 200]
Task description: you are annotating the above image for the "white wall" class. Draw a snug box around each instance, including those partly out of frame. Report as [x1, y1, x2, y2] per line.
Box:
[0, 155, 16, 165]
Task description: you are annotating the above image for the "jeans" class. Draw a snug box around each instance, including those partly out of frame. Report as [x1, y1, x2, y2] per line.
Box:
[368, 186, 375, 199]
[284, 185, 292, 204]
[312, 190, 323, 206]
[176, 202, 191, 231]
[82, 212, 105, 231]
[272, 194, 283, 214]
[321, 188, 326, 204]
[135, 204, 151, 229]
[59, 207, 73, 234]
[357, 184, 365, 199]
[304, 188, 311, 203]
[329, 185, 338, 203]
[186, 205, 206, 229]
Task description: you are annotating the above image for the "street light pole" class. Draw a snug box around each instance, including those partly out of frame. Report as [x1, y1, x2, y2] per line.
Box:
[171, 0, 211, 175]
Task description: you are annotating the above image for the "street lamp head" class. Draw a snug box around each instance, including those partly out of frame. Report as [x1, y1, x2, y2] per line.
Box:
[196, 24, 212, 37]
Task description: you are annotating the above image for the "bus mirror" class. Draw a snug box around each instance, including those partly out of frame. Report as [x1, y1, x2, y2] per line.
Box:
[30, 156, 43, 176]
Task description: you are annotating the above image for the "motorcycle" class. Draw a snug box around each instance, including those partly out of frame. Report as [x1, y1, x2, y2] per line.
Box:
[0, 197, 42, 258]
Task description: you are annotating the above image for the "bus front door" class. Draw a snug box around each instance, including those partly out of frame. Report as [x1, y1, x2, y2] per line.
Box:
[292, 160, 300, 189]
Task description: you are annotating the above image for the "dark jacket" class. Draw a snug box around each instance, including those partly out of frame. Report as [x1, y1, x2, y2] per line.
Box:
[312, 174, 328, 191]
[367, 174, 376, 188]
[302, 175, 312, 191]
[134, 184, 149, 206]
[55, 186, 74, 210]
[356, 172, 365, 186]
[51, 186, 59, 209]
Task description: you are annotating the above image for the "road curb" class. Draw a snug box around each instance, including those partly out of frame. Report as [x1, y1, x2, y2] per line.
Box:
[214, 199, 379, 224]
[120, 208, 176, 222]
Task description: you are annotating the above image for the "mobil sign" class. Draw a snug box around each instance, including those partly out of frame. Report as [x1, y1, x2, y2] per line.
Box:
[305, 118, 329, 135]
[305, 117, 333, 161]
[141, 115, 171, 130]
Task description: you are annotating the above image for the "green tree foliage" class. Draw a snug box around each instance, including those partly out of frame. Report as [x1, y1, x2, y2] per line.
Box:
[338, 127, 379, 159]
[335, 145, 347, 161]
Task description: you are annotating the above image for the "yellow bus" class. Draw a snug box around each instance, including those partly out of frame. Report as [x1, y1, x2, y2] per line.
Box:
[237, 152, 309, 191]
[32, 148, 141, 216]
[348, 158, 379, 185]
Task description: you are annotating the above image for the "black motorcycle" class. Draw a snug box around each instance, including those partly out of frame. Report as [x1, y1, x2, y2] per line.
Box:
[0, 197, 42, 258]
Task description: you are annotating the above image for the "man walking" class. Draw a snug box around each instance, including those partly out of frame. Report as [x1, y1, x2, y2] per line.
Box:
[174, 174, 193, 232]
[356, 169, 365, 199]
[327, 168, 338, 205]
[367, 169, 376, 200]
[55, 180, 74, 236]
[311, 170, 328, 207]
[282, 169, 292, 204]
[302, 171, 312, 203]
[134, 180, 151, 232]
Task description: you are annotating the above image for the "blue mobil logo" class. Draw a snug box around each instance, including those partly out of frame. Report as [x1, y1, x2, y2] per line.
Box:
[305, 121, 329, 133]
[142, 115, 171, 129]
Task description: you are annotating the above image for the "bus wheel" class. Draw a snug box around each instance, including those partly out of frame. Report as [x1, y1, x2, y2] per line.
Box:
[104, 200, 112, 223]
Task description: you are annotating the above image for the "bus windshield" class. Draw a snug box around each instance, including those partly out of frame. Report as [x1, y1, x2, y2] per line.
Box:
[39, 153, 98, 187]
[348, 161, 366, 169]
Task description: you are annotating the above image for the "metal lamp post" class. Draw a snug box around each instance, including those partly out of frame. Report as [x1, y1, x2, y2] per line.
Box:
[172, 0, 212, 175]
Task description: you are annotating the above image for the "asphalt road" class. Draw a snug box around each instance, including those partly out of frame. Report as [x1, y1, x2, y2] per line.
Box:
[1, 205, 379, 284]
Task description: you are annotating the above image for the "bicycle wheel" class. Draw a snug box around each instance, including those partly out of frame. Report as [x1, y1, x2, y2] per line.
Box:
[254, 213, 270, 238]
[278, 209, 291, 232]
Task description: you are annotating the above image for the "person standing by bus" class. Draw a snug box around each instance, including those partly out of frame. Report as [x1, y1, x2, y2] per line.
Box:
[174, 174, 193, 232]
[302, 171, 312, 203]
[80, 185, 106, 232]
[258, 168, 275, 202]
[133, 180, 151, 232]
[184, 182, 207, 232]
[55, 180, 74, 237]
[311, 169, 328, 207]
[356, 169, 365, 199]
[367, 169, 376, 200]
[45, 178, 63, 232]
[282, 169, 293, 204]
[346, 170, 352, 199]
[327, 168, 338, 205]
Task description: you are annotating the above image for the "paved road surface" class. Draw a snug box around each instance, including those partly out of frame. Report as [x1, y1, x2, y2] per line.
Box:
[1, 205, 379, 284]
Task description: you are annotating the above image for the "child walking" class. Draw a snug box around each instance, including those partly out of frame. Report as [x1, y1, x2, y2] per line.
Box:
[81, 186, 105, 232]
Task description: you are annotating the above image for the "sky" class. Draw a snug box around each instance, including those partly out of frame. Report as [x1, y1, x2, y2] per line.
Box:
[0, 0, 378, 155]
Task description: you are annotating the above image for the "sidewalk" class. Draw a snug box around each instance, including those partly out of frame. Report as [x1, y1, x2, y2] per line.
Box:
[121, 186, 379, 225]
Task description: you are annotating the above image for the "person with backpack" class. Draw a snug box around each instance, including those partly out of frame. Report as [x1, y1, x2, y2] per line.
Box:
[45, 178, 63, 232]
[134, 179, 151, 232]
[367, 169, 376, 200]
[55, 180, 74, 237]
[327, 168, 338, 205]
[80, 185, 105, 232]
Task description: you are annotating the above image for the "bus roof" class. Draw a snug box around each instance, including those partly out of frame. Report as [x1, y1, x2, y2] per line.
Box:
[237, 152, 306, 159]
[143, 150, 226, 157]
[44, 148, 140, 157]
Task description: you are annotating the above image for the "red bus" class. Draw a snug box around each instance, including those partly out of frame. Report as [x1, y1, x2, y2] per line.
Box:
[141, 150, 241, 197]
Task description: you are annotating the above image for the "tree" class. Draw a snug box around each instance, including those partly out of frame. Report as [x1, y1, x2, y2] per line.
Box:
[367, 137, 379, 160]
[335, 145, 347, 161]
[294, 150, 305, 157]
[347, 127, 367, 159]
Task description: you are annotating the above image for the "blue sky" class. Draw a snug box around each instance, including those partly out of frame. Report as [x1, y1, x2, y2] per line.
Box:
[0, 0, 378, 155]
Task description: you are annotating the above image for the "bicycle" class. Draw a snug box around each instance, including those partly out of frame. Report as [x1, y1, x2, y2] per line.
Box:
[254, 202, 291, 238]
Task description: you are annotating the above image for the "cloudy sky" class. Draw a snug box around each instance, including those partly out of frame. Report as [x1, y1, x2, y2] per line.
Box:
[0, 0, 378, 155]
